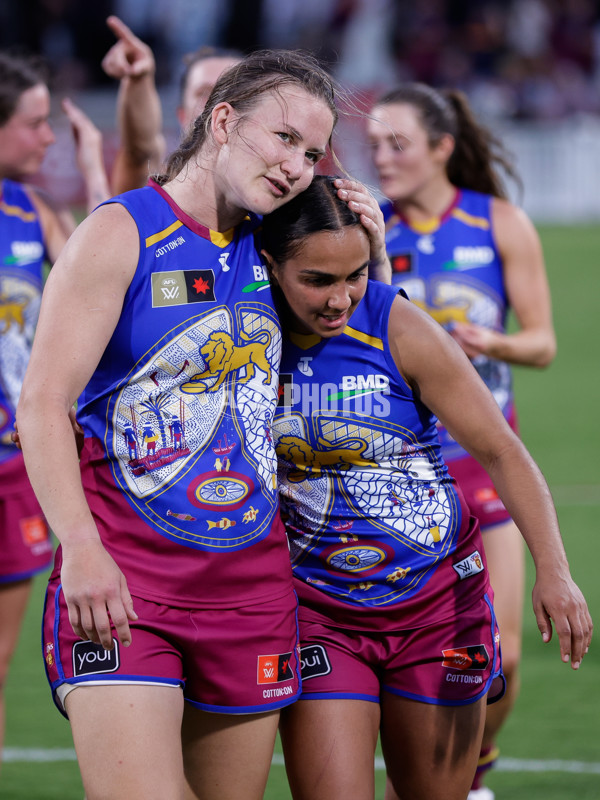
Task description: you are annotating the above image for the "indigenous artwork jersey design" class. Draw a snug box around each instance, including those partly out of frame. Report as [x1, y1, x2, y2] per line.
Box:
[70, 180, 292, 608]
[383, 188, 512, 462]
[273, 280, 489, 631]
[0, 179, 46, 465]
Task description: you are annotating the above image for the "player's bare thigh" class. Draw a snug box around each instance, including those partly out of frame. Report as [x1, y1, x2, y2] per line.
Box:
[381, 692, 486, 800]
[279, 698, 380, 800]
[66, 683, 185, 800]
[182, 704, 281, 800]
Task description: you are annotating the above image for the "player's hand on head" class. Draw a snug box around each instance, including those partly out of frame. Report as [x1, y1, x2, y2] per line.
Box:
[334, 178, 391, 283]
[103, 15, 156, 80]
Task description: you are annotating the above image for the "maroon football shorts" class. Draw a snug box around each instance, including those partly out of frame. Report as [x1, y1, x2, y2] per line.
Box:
[0, 454, 52, 583]
[297, 591, 504, 706]
[43, 576, 301, 717]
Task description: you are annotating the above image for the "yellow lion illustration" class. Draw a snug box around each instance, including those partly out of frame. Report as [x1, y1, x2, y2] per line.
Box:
[276, 434, 377, 482]
[0, 294, 28, 334]
[181, 329, 272, 394]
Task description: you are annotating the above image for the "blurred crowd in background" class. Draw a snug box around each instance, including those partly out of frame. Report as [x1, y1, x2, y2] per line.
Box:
[2, 0, 600, 122]
[3, 0, 600, 220]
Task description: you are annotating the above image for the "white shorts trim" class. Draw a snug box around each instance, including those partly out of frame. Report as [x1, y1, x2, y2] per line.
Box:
[55, 679, 180, 713]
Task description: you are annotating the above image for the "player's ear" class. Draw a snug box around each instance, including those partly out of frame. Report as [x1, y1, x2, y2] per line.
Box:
[261, 250, 278, 284]
[211, 102, 236, 145]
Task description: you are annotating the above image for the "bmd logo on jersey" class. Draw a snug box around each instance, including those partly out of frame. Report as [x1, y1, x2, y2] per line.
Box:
[257, 652, 294, 684]
[300, 644, 332, 681]
[151, 269, 216, 307]
[447, 246, 495, 270]
[72, 640, 120, 676]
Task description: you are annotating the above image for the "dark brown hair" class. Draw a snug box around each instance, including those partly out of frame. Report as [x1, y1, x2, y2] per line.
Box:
[374, 83, 520, 199]
[158, 49, 339, 184]
[261, 175, 362, 264]
[0, 51, 49, 127]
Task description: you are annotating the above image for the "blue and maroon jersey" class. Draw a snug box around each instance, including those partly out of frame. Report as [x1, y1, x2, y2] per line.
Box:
[0, 179, 47, 466]
[383, 188, 513, 462]
[272, 280, 489, 631]
[63, 180, 293, 608]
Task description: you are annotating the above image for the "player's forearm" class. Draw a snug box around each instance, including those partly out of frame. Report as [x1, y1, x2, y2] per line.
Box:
[117, 74, 165, 167]
[485, 327, 556, 367]
[482, 439, 569, 574]
[17, 397, 99, 547]
[81, 156, 112, 213]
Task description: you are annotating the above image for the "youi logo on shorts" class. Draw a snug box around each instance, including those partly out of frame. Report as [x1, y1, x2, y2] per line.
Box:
[72, 640, 120, 676]
[257, 652, 294, 684]
[300, 644, 331, 681]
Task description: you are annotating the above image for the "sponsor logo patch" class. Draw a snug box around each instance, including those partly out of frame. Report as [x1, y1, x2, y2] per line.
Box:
[257, 652, 294, 684]
[300, 644, 331, 680]
[73, 640, 120, 676]
[452, 550, 484, 581]
[151, 269, 215, 307]
[277, 373, 294, 407]
[442, 644, 489, 671]
[391, 252, 413, 274]
[20, 515, 48, 546]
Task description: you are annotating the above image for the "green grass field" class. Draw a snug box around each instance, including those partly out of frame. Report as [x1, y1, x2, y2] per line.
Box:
[2, 225, 599, 798]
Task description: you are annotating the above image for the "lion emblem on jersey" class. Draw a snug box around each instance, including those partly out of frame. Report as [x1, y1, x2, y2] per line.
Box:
[0, 294, 28, 334]
[277, 434, 378, 482]
[181, 328, 273, 393]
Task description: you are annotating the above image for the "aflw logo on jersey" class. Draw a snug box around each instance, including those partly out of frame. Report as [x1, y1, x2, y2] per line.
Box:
[151, 269, 216, 307]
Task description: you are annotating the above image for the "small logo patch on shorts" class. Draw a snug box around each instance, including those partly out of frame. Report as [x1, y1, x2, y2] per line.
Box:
[20, 515, 48, 546]
[300, 644, 331, 681]
[442, 644, 489, 671]
[452, 550, 484, 580]
[257, 652, 293, 684]
[72, 640, 120, 676]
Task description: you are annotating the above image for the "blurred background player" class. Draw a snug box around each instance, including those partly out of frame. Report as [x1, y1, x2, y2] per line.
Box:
[366, 83, 557, 800]
[0, 49, 106, 774]
[101, 15, 241, 194]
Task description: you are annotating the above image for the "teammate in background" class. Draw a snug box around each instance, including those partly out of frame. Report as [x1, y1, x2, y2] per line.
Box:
[366, 83, 557, 800]
[101, 15, 241, 194]
[60, 97, 111, 214]
[17, 51, 388, 800]
[0, 50, 108, 775]
[262, 175, 592, 800]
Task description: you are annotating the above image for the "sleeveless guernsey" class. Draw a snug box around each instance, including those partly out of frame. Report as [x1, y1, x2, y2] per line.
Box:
[383, 188, 513, 462]
[273, 280, 489, 632]
[66, 181, 292, 608]
[0, 179, 46, 465]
